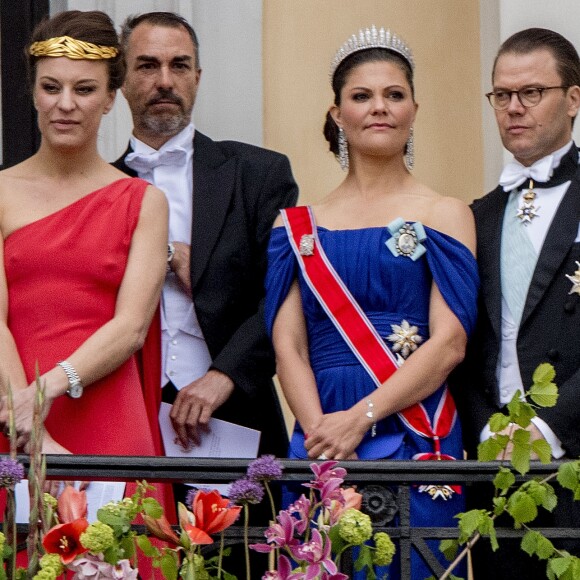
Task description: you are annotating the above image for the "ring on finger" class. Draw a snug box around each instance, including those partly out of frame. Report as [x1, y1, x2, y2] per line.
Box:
[317, 453, 328, 460]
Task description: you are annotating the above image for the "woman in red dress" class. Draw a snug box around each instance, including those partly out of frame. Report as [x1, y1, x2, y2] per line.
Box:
[0, 11, 169, 503]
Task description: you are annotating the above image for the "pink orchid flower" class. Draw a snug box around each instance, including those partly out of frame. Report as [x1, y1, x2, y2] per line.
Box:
[289, 528, 337, 578]
[307, 461, 346, 488]
[251, 510, 300, 553]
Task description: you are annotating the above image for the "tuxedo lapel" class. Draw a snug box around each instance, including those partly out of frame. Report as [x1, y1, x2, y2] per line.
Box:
[190, 132, 237, 292]
[521, 169, 580, 326]
[475, 186, 507, 339]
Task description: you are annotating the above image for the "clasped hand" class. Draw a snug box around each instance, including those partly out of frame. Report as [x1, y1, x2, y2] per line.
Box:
[304, 409, 365, 460]
[0, 383, 53, 449]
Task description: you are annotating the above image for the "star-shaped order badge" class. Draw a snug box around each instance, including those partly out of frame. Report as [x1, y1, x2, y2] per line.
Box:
[566, 260, 580, 295]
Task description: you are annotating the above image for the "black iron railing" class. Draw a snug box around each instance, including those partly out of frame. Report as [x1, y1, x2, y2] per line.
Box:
[8, 456, 580, 578]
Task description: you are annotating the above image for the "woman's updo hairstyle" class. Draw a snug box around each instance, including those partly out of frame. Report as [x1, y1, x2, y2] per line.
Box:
[324, 39, 415, 156]
[27, 10, 124, 91]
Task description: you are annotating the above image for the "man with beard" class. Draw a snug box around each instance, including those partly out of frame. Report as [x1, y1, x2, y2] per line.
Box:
[114, 12, 297, 465]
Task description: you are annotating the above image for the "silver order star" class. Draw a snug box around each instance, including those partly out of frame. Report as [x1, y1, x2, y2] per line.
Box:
[566, 261, 580, 296]
[516, 201, 540, 225]
[387, 319, 423, 360]
[417, 485, 456, 501]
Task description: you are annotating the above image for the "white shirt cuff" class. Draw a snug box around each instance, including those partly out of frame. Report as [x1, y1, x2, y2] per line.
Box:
[479, 419, 565, 459]
[531, 417, 565, 459]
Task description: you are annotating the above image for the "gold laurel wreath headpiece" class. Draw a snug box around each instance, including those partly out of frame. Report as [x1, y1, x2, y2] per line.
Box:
[28, 35, 118, 60]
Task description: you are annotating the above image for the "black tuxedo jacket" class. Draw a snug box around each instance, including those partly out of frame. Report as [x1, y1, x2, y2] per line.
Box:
[456, 162, 580, 458]
[114, 131, 298, 457]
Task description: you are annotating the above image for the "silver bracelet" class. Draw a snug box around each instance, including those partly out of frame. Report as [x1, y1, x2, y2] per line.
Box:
[366, 398, 377, 437]
[57, 360, 84, 399]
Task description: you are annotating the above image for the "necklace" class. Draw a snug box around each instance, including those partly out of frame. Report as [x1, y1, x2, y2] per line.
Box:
[516, 179, 540, 225]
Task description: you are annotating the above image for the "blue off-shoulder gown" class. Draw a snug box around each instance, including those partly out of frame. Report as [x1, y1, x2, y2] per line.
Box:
[265, 211, 479, 579]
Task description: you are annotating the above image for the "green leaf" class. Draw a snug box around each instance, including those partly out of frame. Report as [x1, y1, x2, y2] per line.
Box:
[489, 412, 510, 433]
[549, 556, 573, 577]
[493, 467, 516, 494]
[142, 497, 163, 519]
[521, 530, 541, 556]
[440, 539, 459, 561]
[528, 381, 558, 408]
[521, 530, 555, 560]
[531, 438, 553, 464]
[160, 551, 179, 580]
[478, 436, 505, 461]
[456, 509, 487, 542]
[353, 544, 374, 575]
[493, 496, 507, 516]
[136, 534, 159, 557]
[506, 490, 538, 525]
[557, 461, 580, 494]
[328, 523, 348, 555]
[532, 362, 556, 386]
[509, 399, 536, 428]
[511, 439, 531, 475]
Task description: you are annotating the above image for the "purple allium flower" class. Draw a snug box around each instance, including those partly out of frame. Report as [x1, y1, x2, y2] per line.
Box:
[229, 478, 265, 505]
[247, 455, 283, 482]
[0, 457, 24, 488]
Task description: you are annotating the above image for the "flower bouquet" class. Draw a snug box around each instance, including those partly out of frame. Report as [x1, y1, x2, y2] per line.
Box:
[250, 459, 396, 580]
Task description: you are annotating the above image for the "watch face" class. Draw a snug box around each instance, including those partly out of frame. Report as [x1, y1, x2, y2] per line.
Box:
[68, 382, 83, 399]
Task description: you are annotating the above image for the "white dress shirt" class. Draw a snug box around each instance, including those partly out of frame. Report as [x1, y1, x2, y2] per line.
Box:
[482, 140, 576, 458]
[129, 123, 212, 390]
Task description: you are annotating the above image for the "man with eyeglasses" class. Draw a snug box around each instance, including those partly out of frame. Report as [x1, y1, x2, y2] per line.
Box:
[454, 27, 580, 578]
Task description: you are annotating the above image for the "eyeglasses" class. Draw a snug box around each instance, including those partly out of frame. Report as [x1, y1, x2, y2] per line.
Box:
[485, 86, 570, 110]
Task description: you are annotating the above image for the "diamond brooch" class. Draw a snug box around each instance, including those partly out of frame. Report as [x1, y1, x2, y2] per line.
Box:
[566, 260, 580, 296]
[299, 234, 315, 256]
[387, 320, 423, 361]
[385, 218, 427, 261]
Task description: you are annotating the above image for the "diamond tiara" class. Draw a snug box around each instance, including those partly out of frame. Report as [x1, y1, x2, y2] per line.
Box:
[330, 25, 414, 80]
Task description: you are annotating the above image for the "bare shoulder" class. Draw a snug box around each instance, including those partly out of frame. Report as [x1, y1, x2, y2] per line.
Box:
[142, 184, 169, 215]
[428, 194, 475, 254]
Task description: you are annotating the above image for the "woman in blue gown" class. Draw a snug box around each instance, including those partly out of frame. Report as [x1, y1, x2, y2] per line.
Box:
[265, 27, 479, 578]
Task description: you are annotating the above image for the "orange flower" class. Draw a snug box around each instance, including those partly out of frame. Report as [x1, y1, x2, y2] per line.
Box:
[57, 484, 88, 523]
[178, 490, 241, 545]
[42, 518, 89, 565]
[329, 487, 363, 525]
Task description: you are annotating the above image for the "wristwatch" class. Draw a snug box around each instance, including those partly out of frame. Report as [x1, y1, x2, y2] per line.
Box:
[57, 360, 84, 399]
[167, 242, 176, 272]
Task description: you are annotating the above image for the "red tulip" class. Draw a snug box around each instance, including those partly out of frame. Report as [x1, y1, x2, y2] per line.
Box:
[57, 484, 88, 523]
[192, 490, 241, 535]
[42, 518, 89, 565]
[177, 490, 241, 545]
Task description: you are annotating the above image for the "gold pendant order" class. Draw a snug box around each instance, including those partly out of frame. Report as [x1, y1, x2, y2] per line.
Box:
[516, 179, 540, 225]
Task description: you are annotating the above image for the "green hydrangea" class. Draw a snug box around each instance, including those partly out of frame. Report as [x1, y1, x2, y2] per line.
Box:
[43, 493, 58, 511]
[372, 532, 396, 566]
[337, 508, 373, 546]
[0, 531, 5, 553]
[80, 521, 116, 552]
[38, 553, 64, 575]
[101, 497, 139, 519]
[33, 553, 64, 580]
[33, 570, 59, 580]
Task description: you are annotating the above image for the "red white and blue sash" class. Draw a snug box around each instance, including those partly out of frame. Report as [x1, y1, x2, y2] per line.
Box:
[282, 206, 457, 461]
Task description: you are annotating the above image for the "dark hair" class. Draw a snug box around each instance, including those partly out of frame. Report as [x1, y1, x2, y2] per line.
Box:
[27, 10, 124, 91]
[120, 12, 200, 70]
[493, 28, 580, 88]
[323, 48, 415, 155]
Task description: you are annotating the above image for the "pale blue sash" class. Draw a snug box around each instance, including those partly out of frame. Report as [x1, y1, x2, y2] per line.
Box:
[500, 191, 538, 326]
